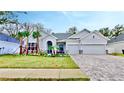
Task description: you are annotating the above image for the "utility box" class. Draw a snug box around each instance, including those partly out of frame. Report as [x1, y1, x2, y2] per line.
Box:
[122, 50, 124, 54]
[79, 50, 83, 54]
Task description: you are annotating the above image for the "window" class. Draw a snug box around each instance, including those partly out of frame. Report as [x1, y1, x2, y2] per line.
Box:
[28, 43, 30, 46]
[28, 46, 30, 50]
[32, 43, 34, 46]
[28, 43, 37, 51]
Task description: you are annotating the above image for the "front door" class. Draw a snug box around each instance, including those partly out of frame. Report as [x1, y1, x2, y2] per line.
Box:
[47, 41, 52, 54]
[59, 45, 64, 53]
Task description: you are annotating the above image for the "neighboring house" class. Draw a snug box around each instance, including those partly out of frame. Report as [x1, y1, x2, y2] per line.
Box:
[0, 33, 20, 54]
[107, 34, 124, 54]
[26, 29, 109, 54]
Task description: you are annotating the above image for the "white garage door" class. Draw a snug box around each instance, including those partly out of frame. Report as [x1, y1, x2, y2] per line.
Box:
[67, 45, 79, 54]
[82, 44, 106, 54]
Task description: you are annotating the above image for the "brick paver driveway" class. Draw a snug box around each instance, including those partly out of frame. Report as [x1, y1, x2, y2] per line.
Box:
[71, 55, 124, 81]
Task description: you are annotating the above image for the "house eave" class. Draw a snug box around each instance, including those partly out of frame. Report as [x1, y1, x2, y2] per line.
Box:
[56, 39, 66, 42]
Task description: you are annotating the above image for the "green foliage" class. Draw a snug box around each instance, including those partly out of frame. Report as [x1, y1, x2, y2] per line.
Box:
[48, 46, 59, 51]
[48, 46, 54, 50]
[10, 34, 17, 38]
[32, 31, 41, 39]
[99, 27, 111, 37]
[39, 51, 48, 56]
[111, 53, 119, 56]
[112, 24, 124, 37]
[0, 11, 14, 24]
[47, 53, 69, 57]
[23, 31, 30, 37]
[17, 32, 24, 38]
[0, 11, 26, 24]
[98, 24, 124, 38]
[111, 53, 124, 56]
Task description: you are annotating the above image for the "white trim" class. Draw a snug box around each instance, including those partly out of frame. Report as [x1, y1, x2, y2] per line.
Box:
[57, 39, 66, 42]
[67, 44, 81, 45]
[108, 41, 124, 45]
[41, 34, 57, 40]
[23, 31, 58, 42]
[80, 31, 110, 41]
[67, 30, 90, 39]
[95, 31, 110, 40]
[43, 31, 58, 39]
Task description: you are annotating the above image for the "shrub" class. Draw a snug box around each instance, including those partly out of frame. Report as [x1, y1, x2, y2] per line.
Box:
[111, 53, 118, 55]
[111, 53, 123, 56]
[47, 53, 69, 57]
[39, 51, 48, 56]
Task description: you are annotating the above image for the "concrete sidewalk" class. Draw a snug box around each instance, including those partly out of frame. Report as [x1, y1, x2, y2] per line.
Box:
[0, 69, 89, 80]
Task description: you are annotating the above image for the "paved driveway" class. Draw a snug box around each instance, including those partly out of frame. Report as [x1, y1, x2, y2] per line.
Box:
[71, 55, 124, 81]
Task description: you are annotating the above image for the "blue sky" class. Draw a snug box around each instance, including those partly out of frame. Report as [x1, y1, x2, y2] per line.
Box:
[18, 11, 124, 33]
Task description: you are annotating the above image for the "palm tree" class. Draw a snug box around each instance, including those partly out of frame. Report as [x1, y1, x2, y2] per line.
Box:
[23, 31, 30, 55]
[32, 31, 41, 53]
[17, 32, 24, 55]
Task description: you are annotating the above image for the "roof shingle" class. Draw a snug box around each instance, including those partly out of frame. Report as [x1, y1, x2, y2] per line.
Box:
[108, 34, 124, 43]
[52, 33, 72, 40]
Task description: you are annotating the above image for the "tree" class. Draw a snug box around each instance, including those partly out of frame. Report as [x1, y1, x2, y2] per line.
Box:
[98, 27, 111, 38]
[0, 12, 26, 37]
[1, 23, 23, 38]
[112, 24, 124, 37]
[23, 23, 35, 33]
[67, 26, 77, 34]
[17, 31, 24, 55]
[32, 31, 41, 53]
[0, 11, 16, 24]
[22, 23, 35, 55]
[32, 23, 43, 54]
[23, 31, 30, 55]
[0, 11, 26, 24]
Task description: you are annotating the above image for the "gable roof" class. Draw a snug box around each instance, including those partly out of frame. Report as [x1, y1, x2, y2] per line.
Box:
[94, 31, 110, 40]
[68, 29, 90, 39]
[25, 30, 58, 41]
[52, 33, 72, 40]
[81, 29, 90, 33]
[0, 33, 19, 43]
[42, 30, 58, 39]
[81, 31, 110, 41]
[108, 33, 124, 43]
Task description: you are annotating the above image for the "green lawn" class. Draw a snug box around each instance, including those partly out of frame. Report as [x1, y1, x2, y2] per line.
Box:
[0, 55, 79, 69]
[111, 53, 124, 57]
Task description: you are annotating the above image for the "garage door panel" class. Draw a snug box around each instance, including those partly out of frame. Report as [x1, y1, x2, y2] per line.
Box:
[82, 44, 106, 54]
[67, 45, 79, 54]
[67, 44, 106, 54]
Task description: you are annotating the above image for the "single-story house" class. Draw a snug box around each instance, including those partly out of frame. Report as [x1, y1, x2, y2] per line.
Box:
[107, 34, 124, 54]
[26, 29, 109, 54]
[0, 33, 20, 54]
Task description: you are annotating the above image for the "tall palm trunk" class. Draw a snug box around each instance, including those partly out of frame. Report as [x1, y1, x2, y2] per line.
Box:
[26, 37, 29, 55]
[20, 37, 23, 55]
[36, 37, 39, 54]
